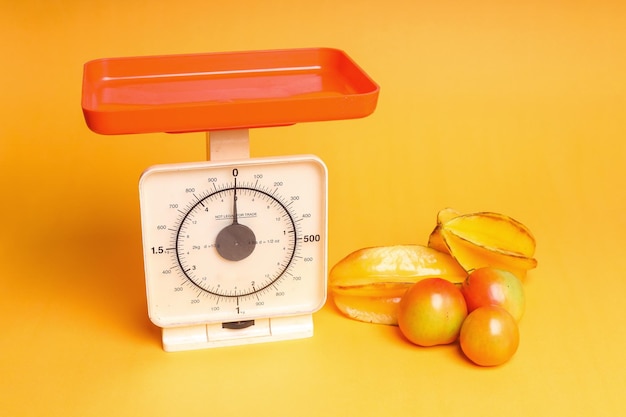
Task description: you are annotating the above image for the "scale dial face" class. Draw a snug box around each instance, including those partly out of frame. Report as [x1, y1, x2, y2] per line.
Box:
[139, 155, 327, 328]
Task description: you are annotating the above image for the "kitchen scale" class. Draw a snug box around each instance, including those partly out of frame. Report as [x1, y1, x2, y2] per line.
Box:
[81, 48, 379, 351]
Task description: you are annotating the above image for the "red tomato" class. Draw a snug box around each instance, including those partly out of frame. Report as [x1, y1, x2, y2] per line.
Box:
[459, 305, 519, 366]
[460, 267, 525, 322]
[397, 278, 468, 347]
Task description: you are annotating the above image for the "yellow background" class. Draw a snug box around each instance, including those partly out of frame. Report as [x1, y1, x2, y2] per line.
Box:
[1, 1, 625, 416]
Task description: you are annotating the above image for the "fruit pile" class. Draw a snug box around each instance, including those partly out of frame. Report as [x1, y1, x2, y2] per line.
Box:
[329, 208, 537, 366]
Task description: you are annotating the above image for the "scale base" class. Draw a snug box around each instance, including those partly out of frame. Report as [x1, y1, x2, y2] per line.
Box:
[161, 314, 314, 352]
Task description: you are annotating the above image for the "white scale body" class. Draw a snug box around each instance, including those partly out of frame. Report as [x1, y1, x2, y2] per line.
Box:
[139, 133, 328, 351]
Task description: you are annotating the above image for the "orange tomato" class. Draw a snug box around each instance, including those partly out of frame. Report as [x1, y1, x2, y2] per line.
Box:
[459, 305, 519, 366]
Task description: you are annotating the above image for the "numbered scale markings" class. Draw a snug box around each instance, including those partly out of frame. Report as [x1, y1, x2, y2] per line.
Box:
[139, 155, 327, 349]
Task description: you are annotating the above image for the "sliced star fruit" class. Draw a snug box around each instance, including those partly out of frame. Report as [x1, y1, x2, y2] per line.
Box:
[329, 245, 466, 325]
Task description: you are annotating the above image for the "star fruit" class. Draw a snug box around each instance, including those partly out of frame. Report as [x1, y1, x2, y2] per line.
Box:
[428, 209, 537, 279]
[329, 245, 466, 325]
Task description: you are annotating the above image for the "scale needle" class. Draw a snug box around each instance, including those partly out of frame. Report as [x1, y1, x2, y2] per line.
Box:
[232, 178, 239, 224]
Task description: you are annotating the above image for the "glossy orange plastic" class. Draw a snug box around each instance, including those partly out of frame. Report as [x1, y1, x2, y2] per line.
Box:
[81, 48, 380, 134]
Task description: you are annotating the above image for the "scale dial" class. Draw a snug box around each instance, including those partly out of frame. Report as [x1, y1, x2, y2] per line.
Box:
[177, 184, 297, 297]
[139, 155, 327, 335]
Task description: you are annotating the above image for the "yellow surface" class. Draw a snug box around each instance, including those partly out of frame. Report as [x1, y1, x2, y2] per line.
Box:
[1, 1, 625, 416]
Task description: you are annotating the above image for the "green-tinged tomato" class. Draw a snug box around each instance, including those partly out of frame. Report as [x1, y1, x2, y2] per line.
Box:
[397, 278, 468, 347]
[460, 267, 525, 322]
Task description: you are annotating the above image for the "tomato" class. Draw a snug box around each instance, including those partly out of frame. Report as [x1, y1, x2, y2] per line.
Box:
[459, 305, 519, 366]
[460, 267, 525, 322]
[397, 278, 468, 347]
